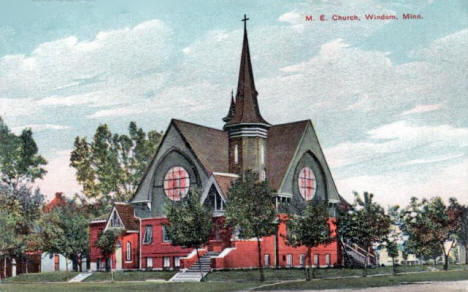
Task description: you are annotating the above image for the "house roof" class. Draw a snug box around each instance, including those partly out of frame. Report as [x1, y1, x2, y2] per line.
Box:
[266, 120, 309, 191]
[114, 203, 139, 231]
[173, 119, 228, 173]
[43, 192, 67, 213]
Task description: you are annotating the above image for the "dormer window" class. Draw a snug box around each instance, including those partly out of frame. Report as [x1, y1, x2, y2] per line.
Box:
[204, 186, 225, 213]
[110, 210, 123, 228]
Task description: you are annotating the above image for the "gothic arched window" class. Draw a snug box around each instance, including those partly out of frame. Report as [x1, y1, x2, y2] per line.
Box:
[298, 167, 316, 201]
[163, 166, 190, 201]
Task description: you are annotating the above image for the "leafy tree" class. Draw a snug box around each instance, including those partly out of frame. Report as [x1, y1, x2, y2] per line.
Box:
[165, 190, 213, 280]
[96, 229, 119, 272]
[401, 196, 461, 270]
[0, 190, 22, 278]
[285, 200, 332, 280]
[385, 240, 399, 275]
[224, 170, 277, 282]
[384, 205, 403, 275]
[0, 183, 43, 275]
[337, 192, 391, 277]
[0, 117, 47, 189]
[39, 199, 89, 271]
[70, 121, 161, 208]
[452, 202, 468, 264]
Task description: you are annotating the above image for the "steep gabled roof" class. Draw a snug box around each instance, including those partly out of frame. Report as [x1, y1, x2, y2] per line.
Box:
[266, 120, 309, 191]
[172, 119, 228, 173]
[113, 203, 139, 231]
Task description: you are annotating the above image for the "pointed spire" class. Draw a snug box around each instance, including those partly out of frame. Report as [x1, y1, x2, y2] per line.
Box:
[224, 14, 269, 128]
[223, 90, 236, 122]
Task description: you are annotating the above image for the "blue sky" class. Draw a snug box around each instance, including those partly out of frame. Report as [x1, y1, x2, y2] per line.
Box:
[0, 0, 466, 206]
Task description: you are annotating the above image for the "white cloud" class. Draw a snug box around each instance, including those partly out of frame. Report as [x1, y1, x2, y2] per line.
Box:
[36, 150, 82, 201]
[399, 153, 464, 166]
[11, 123, 69, 135]
[400, 103, 443, 115]
[278, 11, 302, 25]
[325, 121, 468, 168]
[0, 19, 172, 117]
[336, 158, 468, 207]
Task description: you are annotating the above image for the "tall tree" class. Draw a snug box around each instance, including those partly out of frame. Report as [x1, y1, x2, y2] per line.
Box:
[0, 117, 47, 189]
[224, 171, 277, 282]
[39, 199, 89, 271]
[70, 121, 162, 207]
[165, 190, 213, 280]
[401, 196, 461, 270]
[285, 200, 332, 280]
[337, 192, 391, 277]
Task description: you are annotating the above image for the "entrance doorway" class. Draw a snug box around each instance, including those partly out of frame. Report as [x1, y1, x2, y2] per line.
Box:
[115, 242, 122, 270]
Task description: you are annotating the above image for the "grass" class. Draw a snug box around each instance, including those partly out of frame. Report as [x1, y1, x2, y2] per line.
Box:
[0, 281, 258, 292]
[254, 270, 468, 290]
[1, 271, 79, 283]
[84, 271, 176, 282]
[206, 264, 468, 282]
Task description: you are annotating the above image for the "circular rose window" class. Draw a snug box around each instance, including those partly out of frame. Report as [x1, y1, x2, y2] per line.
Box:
[298, 167, 316, 201]
[163, 166, 190, 201]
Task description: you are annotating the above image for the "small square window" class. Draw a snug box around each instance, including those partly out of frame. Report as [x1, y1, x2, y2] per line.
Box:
[163, 257, 171, 268]
[174, 257, 181, 268]
[146, 257, 153, 269]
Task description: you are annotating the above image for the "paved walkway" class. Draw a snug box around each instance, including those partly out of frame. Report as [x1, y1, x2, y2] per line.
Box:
[254, 280, 468, 292]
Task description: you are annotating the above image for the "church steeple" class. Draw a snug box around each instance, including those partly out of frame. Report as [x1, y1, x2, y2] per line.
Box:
[225, 15, 269, 177]
[224, 14, 269, 128]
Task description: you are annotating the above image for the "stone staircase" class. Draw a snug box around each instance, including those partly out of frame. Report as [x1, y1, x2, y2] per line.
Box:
[341, 240, 377, 268]
[170, 251, 220, 282]
[68, 272, 93, 283]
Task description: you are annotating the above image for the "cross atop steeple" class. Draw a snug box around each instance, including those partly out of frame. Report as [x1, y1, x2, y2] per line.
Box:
[241, 14, 249, 30]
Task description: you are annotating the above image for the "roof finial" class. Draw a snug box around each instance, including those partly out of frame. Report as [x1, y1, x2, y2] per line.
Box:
[242, 14, 249, 31]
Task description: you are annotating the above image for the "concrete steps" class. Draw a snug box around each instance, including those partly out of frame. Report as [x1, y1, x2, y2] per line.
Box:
[170, 251, 220, 282]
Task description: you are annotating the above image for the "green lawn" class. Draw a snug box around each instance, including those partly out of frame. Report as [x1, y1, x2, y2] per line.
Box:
[84, 271, 176, 282]
[1, 271, 79, 283]
[0, 281, 258, 292]
[206, 264, 468, 282]
[255, 270, 468, 291]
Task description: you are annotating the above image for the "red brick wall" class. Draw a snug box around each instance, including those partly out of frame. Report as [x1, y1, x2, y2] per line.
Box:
[140, 218, 192, 270]
[89, 222, 106, 262]
[212, 215, 339, 269]
[89, 222, 139, 270]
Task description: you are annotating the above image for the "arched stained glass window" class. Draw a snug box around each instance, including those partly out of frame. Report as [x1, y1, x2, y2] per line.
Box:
[164, 167, 190, 201]
[298, 167, 316, 201]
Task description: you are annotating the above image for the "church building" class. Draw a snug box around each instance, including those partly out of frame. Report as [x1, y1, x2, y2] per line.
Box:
[89, 16, 345, 272]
